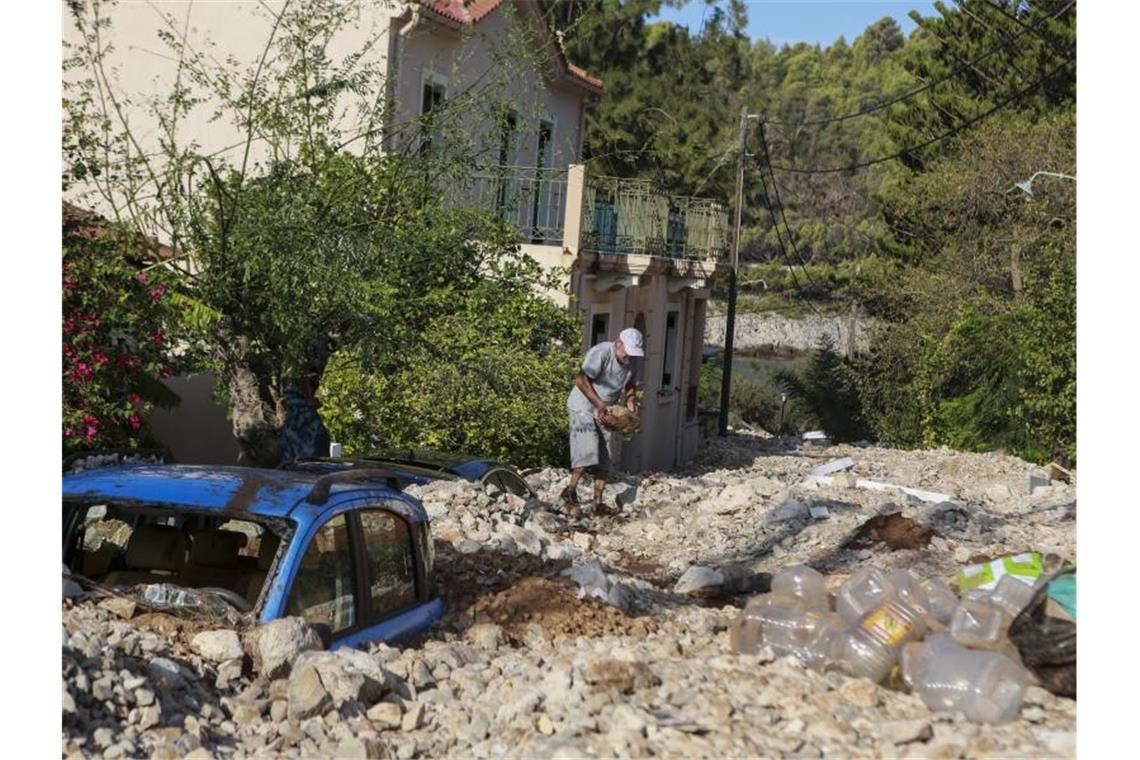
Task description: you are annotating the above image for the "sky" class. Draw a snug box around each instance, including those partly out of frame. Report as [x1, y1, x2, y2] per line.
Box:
[652, 1, 941, 47]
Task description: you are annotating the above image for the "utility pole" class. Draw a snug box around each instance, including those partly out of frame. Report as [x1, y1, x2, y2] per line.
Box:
[719, 107, 751, 436]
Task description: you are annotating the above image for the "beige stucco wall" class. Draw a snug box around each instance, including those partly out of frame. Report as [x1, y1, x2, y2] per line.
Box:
[63, 1, 400, 211]
[392, 6, 585, 168]
[572, 268, 711, 473]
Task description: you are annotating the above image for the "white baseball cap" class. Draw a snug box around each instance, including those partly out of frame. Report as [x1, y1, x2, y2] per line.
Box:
[618, 328, 645, 357]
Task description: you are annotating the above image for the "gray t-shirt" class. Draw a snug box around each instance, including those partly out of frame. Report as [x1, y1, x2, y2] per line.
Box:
[567, 341, 636, 413]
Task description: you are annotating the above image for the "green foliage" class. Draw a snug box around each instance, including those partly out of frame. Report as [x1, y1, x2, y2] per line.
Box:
[318, 258, 580, 468]
[774, 337, 869, 442]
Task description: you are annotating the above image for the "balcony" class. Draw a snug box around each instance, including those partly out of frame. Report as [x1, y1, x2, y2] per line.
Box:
[459, 165, 730, 262]
[580, 175, 730, 261]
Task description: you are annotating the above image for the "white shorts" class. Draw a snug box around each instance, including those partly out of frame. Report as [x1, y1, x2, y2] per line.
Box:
[568, 409, 614, 471]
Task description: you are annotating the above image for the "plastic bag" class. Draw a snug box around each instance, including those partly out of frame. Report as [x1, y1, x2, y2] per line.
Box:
[1007, 566, 1076, 698]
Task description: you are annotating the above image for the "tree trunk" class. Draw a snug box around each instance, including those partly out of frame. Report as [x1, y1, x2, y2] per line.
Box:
[218, 334, 282, 468]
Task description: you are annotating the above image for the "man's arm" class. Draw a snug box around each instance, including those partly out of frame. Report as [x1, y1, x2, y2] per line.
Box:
[623, 381, 639, 414]
[574, 371, 610, 418]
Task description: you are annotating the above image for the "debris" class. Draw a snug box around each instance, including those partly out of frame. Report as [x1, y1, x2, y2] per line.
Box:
[1009, 567, 1076, 698]
[802, 430, 831, 446]
[808, 457, 856, 477]
[674, 565, 725, 596]
[846, 512, 936, 551]
[1047, 462, 1073, 484]
[957, 553, 1043, 595]
[252, 617, 325, 679]
[806, 475, 951, 504]
[809, 505, 830, 519]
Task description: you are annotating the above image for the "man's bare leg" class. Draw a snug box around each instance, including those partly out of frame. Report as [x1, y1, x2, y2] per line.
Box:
[592, 468, 608, 512]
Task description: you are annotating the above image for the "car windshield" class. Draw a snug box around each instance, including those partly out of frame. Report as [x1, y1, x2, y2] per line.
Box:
[63, 500, 290, 616]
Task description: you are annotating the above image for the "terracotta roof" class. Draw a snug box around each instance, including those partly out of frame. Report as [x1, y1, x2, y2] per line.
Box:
[420, 0, 602, 93]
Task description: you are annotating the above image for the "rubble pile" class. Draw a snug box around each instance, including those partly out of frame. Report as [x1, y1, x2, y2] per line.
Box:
[63, 432, 1076, 758]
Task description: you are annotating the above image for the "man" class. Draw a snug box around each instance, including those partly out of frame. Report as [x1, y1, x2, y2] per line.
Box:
[561, 327, 644, 516]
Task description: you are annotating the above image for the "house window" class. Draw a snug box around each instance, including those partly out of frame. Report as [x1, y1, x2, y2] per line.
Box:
[531, 119, 554, 242]
[661, 311, 679, 390]
[286, 514, 355, 633]
[358, 511, 417, 618]
[590, 312, 610, 347]
[420, 77, 446, 155]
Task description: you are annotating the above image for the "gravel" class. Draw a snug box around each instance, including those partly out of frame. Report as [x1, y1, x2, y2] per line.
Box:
[62, 431, 1076, 758]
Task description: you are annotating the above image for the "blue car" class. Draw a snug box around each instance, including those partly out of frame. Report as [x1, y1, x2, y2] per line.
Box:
[62, 463, 442, 649]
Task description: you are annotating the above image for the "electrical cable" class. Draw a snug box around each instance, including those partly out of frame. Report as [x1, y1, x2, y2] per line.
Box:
[754, 121, 830, 299]
[765, 53, 1074, 174]
[763, 0, 1073, 128]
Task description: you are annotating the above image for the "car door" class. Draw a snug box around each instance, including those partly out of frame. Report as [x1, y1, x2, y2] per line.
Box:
[281, 504, 442, 649]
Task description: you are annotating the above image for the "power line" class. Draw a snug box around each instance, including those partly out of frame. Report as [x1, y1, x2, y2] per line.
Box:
[763, 0, 1073, 129]
[971, 0, 1076, 61]
[765, 53, 1074, 175]
[754, 122, 831, 300]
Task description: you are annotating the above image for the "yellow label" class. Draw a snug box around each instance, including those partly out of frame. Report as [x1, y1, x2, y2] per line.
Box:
[861, 606, 914, 646]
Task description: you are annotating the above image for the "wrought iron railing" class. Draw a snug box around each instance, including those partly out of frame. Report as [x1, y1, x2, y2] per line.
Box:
[581, 175, 730, 261]
[461, 165, 569, 245]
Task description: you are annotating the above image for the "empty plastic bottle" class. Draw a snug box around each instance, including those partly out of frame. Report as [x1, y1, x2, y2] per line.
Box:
[901, 633, 1028, 724]
[729, 594, 771, 654]
[918, 577, 960, 627]
[730, 594, 844, 669]
[829, 598, 927, 683]
[772, 565, 830, 612]
[836, 566, 898, 624]
[987, 574, 1040, 620]
[950, 598, 1011, 651]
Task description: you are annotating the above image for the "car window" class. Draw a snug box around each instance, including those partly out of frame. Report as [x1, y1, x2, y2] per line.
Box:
[286, 514, 355, 633]
[218, 519, 265, 561]
[359, 510, 417, 617]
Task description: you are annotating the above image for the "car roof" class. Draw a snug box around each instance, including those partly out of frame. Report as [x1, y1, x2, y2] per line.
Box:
[62, 464, 425, 521]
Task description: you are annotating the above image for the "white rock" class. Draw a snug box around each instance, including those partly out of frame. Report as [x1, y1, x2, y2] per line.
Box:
[674, 566, 724, 595]
[191, 630, 244, 663]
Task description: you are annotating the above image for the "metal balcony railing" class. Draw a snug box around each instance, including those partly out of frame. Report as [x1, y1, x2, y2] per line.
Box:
[581, 176, 730, 261]
[462, 165, 569, 245]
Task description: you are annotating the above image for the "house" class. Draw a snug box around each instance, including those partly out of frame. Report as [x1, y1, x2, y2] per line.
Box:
[64, 0, 730, 472]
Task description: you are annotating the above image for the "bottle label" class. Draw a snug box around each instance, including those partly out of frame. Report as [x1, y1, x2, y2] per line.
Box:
[861, 606, 914, 646]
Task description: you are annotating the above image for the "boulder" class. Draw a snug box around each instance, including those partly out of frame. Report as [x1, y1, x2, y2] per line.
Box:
[252, 617, 324, 679]
[191, 629, 244, 663]
[287, 665, 332, 720]
[292, 649, 387, 706]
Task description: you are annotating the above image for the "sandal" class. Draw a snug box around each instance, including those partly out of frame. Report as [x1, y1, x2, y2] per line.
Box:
[560, 486, 582, 517]
[593, 500, 622, 517]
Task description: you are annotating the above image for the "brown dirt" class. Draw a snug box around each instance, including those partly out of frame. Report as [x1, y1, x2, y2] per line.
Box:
[461, 576, 657, 643]
[845, 512, 937, 551]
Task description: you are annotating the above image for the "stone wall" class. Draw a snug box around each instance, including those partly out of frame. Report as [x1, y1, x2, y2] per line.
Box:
[704, 311, 874, 356]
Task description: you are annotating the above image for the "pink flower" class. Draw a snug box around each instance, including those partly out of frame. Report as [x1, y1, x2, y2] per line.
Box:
[73, 363, 93, 381]
[128, 413, 142, 430]
[150, 329, 165, 344]
[150, 284, 167, 301]
[128, 393, 141, 405]
[92, 352, 109, 366]
[136, 271, 148, 284]
[64, 320, 76, 335]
